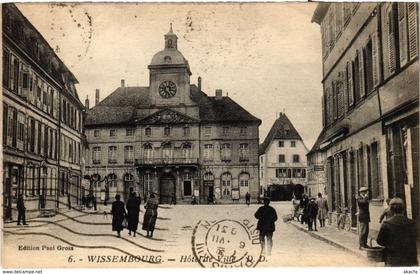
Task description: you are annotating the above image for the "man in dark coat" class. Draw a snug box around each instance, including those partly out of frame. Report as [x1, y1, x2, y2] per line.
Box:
[307, 197, 319, 231]
[111, 194, 126, 237]
[126, 192, 141, 237]
[377, 198, 418, 266]
[300, 194, 309, 224]
[254, 197, 278, 256]
[245, 192, 251, 206]
[17, 194, 27, 225]
[357, 186, 370, 249]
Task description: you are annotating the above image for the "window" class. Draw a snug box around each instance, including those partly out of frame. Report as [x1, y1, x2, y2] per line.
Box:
[276, 168, 288, 178]
[239, 143, 249, 161]
[164, 126, 171, 136]
[278, 141, 284, 147]
[293, 154, 300, 163]
[162, 143, 172, 160]
[183, 172, 192, 196]
[222, 127, 230, 136]
[3, 49, 10, 88]
[364, 39, 374, 94]
[204, 172, 214, 182]
[240, 126, 247, 135]
[144, 173, 153, 197]
[182, 143, 192, 159]
[110, 129, 116, 137]
[220, 143, 231, 161]
[145, 127, 151, 137]
[293, 168, 306, 178]
[93, 147, 101, 164]
[204, 144, 214, 161]
[108, 146, 117, 164]
[204, 127, 211, 136]
[239, 173, 250, 196]
[278, 154, 285, 163]
[260, 156, 264, 164]
[13, 58, 19, 93]
[144, 144, 153, 161]
[108, 173, 117, 188]
[221, 173, 232, 197]
[124, 146, 134, 163]
[291, 141, 296, 147]
[126, 128, 134, 136]
[93, 129, 100, 137]
[183, 126, 190, 136]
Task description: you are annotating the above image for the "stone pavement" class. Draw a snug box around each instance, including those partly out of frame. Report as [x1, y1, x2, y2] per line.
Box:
[287, 219, 385, 265]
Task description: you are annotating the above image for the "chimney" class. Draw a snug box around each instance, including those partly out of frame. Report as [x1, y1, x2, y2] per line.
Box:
[215, 89, 223, 100]
[121, 79, 125, 88]
[95, 89, 100, 105]
[198, 76, 202, 90]
[85, 95, 90, 110]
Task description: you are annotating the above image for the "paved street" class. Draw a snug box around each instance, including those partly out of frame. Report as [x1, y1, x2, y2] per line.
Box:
[3, 202, 373, 268]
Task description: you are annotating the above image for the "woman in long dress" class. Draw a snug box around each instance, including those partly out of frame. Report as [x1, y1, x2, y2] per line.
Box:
[126, 192, 141, 237]
[142, 193, 158, 238]
[111, 194, 126, 237]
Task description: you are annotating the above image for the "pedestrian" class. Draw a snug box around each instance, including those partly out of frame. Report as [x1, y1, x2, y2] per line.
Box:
[316, 193, 328, 227]
[81, 195, 86, 210]
[254, 197, 278, 256]
[379, 198, 393, 223]
[191, 196, 197, 205]
[111, 194, 126, 237]
[357, 186, 370, 249]
[93, 194, 97, 211]
[307, 197, 319, 231]
[377, 197, 418, 266]
[291, 194, 300, 221]
[170, 192, 176, 205]
[17, 194, 27, 225]
[245, 192, 251, 206]
[300, 194, 309, 224]
[142, 193, 158, 238]
[126, 192, 141, 237]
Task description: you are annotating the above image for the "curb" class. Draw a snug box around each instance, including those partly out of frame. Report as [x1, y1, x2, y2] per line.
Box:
[288, 221, 366, 258]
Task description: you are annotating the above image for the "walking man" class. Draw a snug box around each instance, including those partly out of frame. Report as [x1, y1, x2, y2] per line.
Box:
[254, 197, 278, 256]
[17, 194, 27, 225]
[377, 198, 418, 266]
[245, 192, 251, 206]
[111, 194, 126, 237]
[126, 192, 140, 237]
[316, 193, 328, 227]
[307, 197, 318, 231]
[357, 186, 370, 249]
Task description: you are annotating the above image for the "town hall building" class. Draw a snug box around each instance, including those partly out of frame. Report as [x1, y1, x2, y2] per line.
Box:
[84, 26, 261, 204]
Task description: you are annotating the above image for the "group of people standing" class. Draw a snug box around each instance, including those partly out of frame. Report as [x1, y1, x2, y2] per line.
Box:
[111, 192, 158, 238]
[292, 192, 328, 231]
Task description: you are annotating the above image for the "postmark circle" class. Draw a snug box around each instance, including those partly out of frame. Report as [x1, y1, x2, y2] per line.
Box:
[192, 219, 262, 268]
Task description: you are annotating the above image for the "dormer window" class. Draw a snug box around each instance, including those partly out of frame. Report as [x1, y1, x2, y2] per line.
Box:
[164, 56, 172, 63]
[168, 39, 173, 48]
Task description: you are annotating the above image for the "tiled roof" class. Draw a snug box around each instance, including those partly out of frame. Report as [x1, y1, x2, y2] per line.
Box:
[85, 85, 261, 126]
[259, 113, 303, 155]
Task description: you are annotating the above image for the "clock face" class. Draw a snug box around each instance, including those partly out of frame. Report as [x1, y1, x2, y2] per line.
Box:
[158, 81, 177, 98]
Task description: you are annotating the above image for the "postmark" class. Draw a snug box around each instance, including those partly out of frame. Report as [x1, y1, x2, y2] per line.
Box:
[191, 219, 263, 268]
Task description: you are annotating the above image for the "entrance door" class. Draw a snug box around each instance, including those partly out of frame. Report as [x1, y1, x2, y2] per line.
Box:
[160, 174, 175, 204]
[3, 165, 12, 220]
[204, 182, 214, 203]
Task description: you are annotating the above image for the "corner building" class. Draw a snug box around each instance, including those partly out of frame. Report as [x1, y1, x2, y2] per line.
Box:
[85, 27, 261, 204]
[311, 3, 419, 239]
[2, 4, 85, 220]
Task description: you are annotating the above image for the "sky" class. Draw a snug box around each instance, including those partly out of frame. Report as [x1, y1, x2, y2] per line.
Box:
[16, 3, 323, 149]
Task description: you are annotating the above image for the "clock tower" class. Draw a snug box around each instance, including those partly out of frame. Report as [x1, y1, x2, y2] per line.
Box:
[148, 24, 194, 107]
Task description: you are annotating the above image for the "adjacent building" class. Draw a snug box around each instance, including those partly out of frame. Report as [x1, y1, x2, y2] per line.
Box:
[311, 3, 419, 238]
[2, 4, 85, 220]
[259, 112, 308, 201]
[84, 26, 261, 204]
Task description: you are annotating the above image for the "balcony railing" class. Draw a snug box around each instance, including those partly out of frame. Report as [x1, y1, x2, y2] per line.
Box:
[135, 158, 199, 165]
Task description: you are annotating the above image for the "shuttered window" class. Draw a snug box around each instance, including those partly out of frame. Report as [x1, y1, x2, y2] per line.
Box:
[347, 61, 355, 107]
[332, 81, 338, 120]
[353, 53, 361, 102]
[358, 49, 366, 98]
[372, 32, 381, 87]
[387, 4, 397, 74]
[364, 40, 374, 94]
[407, 3, 419, 60]
[398, 3, 408, 67]
[3, 50, 10, 88]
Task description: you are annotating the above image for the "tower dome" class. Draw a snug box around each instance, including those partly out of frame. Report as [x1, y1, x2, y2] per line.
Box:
[150, 24, 189, 67]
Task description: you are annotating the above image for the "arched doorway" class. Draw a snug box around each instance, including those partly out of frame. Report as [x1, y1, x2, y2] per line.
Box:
[203, 172, 214, 203]
[159, 173, 175, 204]
[123, 173, 134, 202]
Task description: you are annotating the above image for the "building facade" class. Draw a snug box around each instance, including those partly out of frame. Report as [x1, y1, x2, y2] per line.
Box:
[259, 113, 308, 201]
[311, 3, 419, 237]
[84, 27, 261, 204]
[2, 4, 85, 220]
